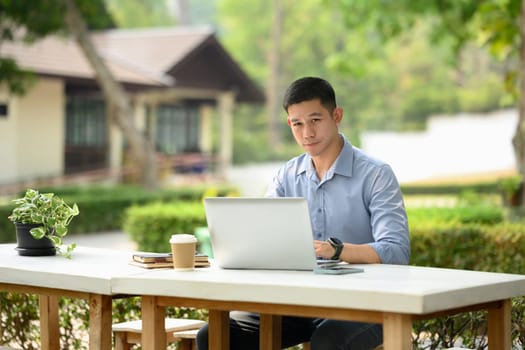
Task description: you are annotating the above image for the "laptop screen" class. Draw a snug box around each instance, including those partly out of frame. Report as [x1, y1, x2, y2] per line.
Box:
[204, 197, 319, 270]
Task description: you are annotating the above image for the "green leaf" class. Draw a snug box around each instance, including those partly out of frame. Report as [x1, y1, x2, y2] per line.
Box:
[72, 203, 80, 216]
[48, 235, 61, 246]
[30, 227, 46, 239]
[55, 226, 67, 236]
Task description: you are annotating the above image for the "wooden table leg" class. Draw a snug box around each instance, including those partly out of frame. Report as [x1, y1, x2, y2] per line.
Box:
[382, 313, 412, 350]
[209, 309, 229, 349]
[142, 295, 166, 350]
[260, 314, 281, 350]
[488, 298, 511, 350]
[88, 294, 112, 350]
[39, 295, 59, 350]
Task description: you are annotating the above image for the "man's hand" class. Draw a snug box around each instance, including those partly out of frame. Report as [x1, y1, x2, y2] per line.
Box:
[314, 239, 382, 264]
[314, 240, 335, 259]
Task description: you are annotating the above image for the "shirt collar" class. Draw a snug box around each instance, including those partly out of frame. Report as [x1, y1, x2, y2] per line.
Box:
[333, 134, 354, 178]
[296, 134, 354, 179]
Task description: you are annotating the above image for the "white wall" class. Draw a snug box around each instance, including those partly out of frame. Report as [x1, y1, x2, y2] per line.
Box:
[0, 78, 64, 184]
[0, 86, 17, 183]
[361, 109, 517, 183]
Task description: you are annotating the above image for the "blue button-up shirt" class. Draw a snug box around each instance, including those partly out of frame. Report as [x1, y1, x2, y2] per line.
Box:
[266, 134, 410, 265]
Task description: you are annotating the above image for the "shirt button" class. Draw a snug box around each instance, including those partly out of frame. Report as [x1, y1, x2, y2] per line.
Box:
[317, 208, 322, 213]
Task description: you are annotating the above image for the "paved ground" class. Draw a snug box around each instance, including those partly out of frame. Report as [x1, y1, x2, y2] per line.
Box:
[63, 230, 137, 251]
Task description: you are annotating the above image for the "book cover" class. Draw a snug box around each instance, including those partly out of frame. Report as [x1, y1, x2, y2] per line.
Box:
[132, 252, 172, 263]
[130, 252, 210, 269]
[129, 260, 173, 269]
[129, 260, 211, 269]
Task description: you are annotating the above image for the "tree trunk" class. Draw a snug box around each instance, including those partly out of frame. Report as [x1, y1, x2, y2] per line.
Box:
[266, 0, 282, 147]
[63, 0, 158, 189]
[513, 0, 525, 205]
[175, 0, 191, 25]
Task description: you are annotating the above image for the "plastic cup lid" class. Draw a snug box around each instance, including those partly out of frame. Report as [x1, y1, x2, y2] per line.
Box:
[169, 234, 197, 244]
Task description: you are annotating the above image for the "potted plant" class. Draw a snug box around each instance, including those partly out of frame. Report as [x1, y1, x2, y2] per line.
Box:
[8, 188, 79, 258]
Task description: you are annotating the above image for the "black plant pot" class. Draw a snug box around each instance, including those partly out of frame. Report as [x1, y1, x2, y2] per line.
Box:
[14, 222, 56, 256]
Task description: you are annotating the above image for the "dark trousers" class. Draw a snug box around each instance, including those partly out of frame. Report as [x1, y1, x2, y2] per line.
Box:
[196, 311, 383, 350]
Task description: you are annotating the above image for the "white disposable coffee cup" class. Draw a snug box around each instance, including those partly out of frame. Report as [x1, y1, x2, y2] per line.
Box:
[169, 234, 198, 271]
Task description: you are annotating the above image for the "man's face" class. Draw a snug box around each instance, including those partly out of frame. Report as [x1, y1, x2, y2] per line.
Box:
[286, 98, 342, 158]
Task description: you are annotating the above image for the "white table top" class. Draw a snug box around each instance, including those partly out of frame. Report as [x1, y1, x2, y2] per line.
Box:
[0, 244, 144, 295]
[112, 262, 525, 315]
[1, 244, 525, 315]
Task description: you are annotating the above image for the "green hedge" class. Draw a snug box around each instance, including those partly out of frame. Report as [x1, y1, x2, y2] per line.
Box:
[400, 180, 500, 195]
[410, 222, 525, 273]
[0, 184, 238, 243]
[123, 201, 207, 252]
[407, 205, 504, 226]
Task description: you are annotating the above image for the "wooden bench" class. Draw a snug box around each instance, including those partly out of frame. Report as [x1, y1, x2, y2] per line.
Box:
[112, 318, 206, 350]
[113, 319, 380, 350]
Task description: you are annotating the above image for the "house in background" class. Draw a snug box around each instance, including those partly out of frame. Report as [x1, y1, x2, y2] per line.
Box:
[0, 26, 264, 191]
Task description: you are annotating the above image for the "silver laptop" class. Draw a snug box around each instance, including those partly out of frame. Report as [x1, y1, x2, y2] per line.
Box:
[203, 197, 329, 270]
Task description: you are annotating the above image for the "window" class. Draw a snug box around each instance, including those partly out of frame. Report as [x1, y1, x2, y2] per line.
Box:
[0, 103, 8, 118]
[64, 96, 107, 173]
[156, 105, 200, 154]
[66, 97, 107, 147]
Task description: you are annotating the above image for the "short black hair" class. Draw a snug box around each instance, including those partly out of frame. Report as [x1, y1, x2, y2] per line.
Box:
[282, 77, 337, 113]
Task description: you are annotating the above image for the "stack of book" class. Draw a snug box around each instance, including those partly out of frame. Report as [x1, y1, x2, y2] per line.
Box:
[194, 253, 211, 268]
[129, 252, 210, 269]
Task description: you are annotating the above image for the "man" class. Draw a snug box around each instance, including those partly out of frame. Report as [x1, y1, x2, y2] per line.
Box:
[197, 77, 410, 350]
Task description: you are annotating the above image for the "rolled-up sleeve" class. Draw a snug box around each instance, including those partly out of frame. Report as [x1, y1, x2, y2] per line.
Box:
[366, 165, 410, 264]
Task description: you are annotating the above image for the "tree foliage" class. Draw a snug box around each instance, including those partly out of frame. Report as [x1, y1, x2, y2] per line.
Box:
[331, 0, 520, 96]
[105, 0, 176, 28]
[0, 0, 113, 94]
[330, 0, 525, 202]
[217, 0, 511, 164]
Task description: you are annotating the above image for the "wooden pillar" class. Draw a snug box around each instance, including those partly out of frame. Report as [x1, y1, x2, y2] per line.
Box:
[88, 294, 113, 350]
[141, 295, 166, 350]
[217, 91, 235, 177]
[208, 309, 229, 349]
[260, 314, 281, 350]
[488, 299, 512, 350]
[133, 99, 146, 134]
[199, 104, 213, 153]
[39, 295, 60, 350]
[382, 313, 412, 350]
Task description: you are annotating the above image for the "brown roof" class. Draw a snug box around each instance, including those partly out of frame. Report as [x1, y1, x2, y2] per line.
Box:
[92, 27, 210, 76]
[1, 26, 264, 103]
